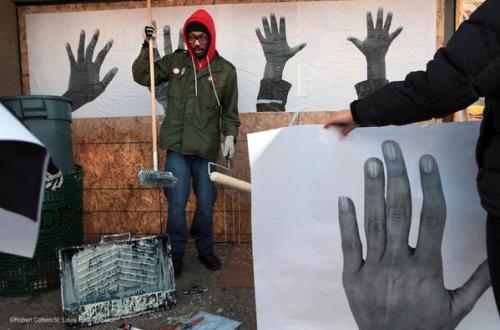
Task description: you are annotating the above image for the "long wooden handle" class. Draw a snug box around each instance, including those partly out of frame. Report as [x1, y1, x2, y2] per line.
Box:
[210, 172, 251, 193]
[147, 0, 158, 171]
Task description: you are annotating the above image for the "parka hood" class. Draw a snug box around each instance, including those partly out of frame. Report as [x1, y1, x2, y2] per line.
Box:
[183, 9, 216, 70]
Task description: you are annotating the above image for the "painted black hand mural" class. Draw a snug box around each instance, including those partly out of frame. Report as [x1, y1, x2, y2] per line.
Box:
[338, 140, 490, 330]
[256, 13, 306, 112]
[348, 8, 403, 99]
[62, 30, 118, 111]
[149, 22, 184, 113]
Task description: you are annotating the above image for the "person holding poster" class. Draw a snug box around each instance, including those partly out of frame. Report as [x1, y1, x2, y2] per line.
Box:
[132, 9, 240, 279]
[324, 0, 500, 317]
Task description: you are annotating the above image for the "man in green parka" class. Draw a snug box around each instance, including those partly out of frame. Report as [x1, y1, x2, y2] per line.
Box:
[132, 9, 240, 279]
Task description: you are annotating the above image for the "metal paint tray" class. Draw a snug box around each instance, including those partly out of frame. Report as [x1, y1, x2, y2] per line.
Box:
[58, 233, 176, 327]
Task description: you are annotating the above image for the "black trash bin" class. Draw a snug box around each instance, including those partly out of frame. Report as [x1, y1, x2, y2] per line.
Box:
[0, 95, 75, 174]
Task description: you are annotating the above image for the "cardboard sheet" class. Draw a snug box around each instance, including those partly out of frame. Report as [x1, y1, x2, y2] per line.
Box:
[0, 105, 48, 258]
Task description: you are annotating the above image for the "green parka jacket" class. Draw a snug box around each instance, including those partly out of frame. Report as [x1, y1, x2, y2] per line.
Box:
[132, 10, 240, 161]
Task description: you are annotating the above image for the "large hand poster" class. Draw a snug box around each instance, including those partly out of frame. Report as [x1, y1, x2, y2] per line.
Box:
[248, 123, 497, 329]
[25, 0, 436, 117]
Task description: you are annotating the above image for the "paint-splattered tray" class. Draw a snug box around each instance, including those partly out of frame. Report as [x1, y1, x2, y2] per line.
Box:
[58, 233, 176, 327]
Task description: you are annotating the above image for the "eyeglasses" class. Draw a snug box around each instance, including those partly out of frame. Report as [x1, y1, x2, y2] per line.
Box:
[187, 34, 209, 44]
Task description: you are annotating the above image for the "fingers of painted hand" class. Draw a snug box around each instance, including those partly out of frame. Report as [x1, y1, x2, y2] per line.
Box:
[389, 26, 403, 42]
[153, 47, 161, 61]
[222, 136, 235, 159]
[154, 83, 169, 109]
[255, 27, 265, 45]
[163, 25, 172, 54]
[347, 37, 363, 51]
[177, 28, 185, 50]
[161, 26, 184, 54]
[364, 158, 386, 262]
[45, 170, 63, 191]
[269, 13, 279, 37]
[416, 155, 446, 257]
[366, 11, 375, 35]
[378, 9, 403, 41]
[375, 7, 384, 30]
[452, 260, 491, 316]
[382, 10, 393, 34]
[261, 15, 272, 39]
[101, 67, 119, 90]
[377, 8, 403, 42]
[85, 29, 100, 63]
[65, 42, 76, 67]
[77, 30, 86, 63]
[290, 43, 307, 57]
[382, 140, 412, 257]
[94, 38, 114, 66]
[338, 196, 363, 274]
[278, 16, 286, 41]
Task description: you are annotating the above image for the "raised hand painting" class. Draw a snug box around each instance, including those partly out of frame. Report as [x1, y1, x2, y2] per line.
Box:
[255, 13, 306, 112]
[338, 140, 490, 330]
[348, 8, 403, 99]
[62, 29, 118, 111]
[149, 21, 185, 113]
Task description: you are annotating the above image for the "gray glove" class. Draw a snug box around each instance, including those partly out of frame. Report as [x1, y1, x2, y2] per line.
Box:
[145, 24, 156, 39]
[45, 170, 63, 191]
[222, 136, 235, 159]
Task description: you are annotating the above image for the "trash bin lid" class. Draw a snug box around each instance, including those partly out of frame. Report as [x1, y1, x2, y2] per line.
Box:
[0, 95, 72, 121]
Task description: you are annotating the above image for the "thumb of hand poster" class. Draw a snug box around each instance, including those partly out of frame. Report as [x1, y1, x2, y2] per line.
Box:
[0, 104, 49, 258]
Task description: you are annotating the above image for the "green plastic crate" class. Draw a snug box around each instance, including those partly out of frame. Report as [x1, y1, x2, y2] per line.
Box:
[0, 166, 84, 297]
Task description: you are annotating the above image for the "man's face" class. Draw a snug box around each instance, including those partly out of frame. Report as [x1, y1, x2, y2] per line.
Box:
[187, 31, 210, 59]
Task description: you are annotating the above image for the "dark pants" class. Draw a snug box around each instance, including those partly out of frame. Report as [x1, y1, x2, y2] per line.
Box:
[487, 214, 500, 315]
[164, 151, 217, 257]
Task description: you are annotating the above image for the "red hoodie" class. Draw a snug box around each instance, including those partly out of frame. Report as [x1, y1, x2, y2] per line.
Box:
[183, 9, 217, 70]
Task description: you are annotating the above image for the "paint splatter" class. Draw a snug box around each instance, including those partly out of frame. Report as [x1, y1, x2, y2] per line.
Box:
[59, 236, 176, 326]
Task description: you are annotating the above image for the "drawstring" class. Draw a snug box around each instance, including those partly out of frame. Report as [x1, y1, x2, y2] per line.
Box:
[191, 55, 198, 96]
[207, 55, 221, 108]
[191, 54, 221, 108]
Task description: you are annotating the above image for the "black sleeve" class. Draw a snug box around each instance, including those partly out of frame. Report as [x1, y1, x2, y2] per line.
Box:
[351, 0, 500, 126]
[355, 79, 388, 100]
[256, 78, 292, 112]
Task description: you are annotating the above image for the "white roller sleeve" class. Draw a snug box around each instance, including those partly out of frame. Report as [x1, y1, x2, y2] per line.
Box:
[209, 172, 251, 193]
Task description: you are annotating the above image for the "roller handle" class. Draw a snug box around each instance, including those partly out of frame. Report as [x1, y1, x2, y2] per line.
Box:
[210, 172, 251, 193]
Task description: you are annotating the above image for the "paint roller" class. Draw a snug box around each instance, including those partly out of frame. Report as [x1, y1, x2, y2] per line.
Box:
[210, 172, 251, 193]
[208, 161, 251, 193]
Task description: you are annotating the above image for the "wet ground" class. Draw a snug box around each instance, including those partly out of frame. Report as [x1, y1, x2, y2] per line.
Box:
[0, 243, 256, 330]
